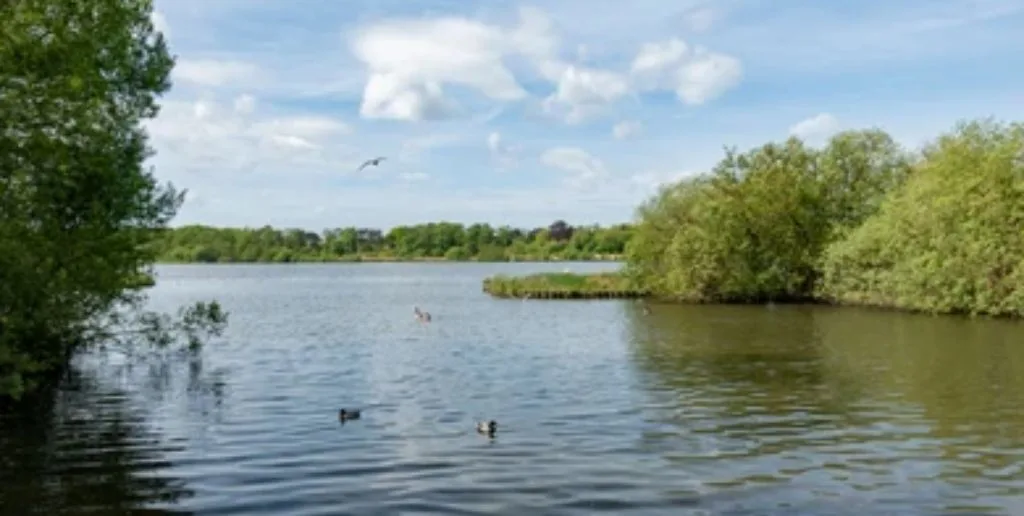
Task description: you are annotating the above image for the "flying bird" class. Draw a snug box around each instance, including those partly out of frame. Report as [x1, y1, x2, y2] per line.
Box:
[357, 157, 386, 171]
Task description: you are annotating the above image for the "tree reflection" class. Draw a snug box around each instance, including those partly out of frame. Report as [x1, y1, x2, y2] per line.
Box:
[623, 302, 1024, 511]
[625, 303, 868, 421]
[809, 307, 1024, 495]
[0, 352, 228, 514]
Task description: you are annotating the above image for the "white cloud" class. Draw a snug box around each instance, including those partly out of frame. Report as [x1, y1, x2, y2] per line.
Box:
[675, 51, 743, 104]
[612, 120, 643, 139]
[269, 134, 318, 150]
[358, 75, 455, 121]
[543, 65, 631, 124]
[252, 116, 348, 152]
[540, 147, 609, 188]
[487, 132, 502, 153]
[348, 7, 742, 124]
[233, 94, 256, 114]
[192, 100, 211, 119]
[487, 131, 518, 168]
[350, 7, 556, 122]
[789, 113, 841, 143]
[173, 59, 261, 87]
[630, 38, 743, 105]
[631, 39, 689, 77]
[146, 95, 356, 184]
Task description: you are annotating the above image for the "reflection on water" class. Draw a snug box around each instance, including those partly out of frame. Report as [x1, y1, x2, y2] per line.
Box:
[0, 353, 226, 514]
[1, 263, 1023, 515]
[627, 302, 1024, 514]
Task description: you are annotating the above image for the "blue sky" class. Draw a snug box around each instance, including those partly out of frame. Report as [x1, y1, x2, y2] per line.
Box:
[148, 0, 1024, 230]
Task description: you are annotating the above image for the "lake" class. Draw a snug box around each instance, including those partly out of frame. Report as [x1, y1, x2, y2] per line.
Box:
[2, 262, 1023, 515]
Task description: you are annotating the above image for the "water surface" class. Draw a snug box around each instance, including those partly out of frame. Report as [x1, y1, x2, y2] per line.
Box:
[2, 263, 1023, 515]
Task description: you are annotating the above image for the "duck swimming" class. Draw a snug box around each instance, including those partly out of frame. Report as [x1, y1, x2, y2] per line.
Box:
[338, 408, 361, 422]
[476, 420, 497, 436]
[413, 306, 432, 323]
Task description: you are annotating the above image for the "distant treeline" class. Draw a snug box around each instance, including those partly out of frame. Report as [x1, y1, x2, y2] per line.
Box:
[150, 220, 634, 263]
[625, 118, 1024, 318]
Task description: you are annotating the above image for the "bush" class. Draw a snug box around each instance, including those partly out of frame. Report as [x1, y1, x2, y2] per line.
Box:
[626, 130, 911, 303]
[818, 120, 1024, 316]
[445, 246, 471, 261]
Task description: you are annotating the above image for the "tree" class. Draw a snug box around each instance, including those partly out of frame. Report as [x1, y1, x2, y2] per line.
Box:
[149, 222, 633, 262]
[0, 0, 226, 401]
[818, 119, 1024, 316]
[625, 130, 912, 303]
[548, 220, 574, 241]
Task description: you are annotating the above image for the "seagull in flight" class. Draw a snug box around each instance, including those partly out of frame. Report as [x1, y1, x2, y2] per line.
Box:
[357, 156, 386, 171]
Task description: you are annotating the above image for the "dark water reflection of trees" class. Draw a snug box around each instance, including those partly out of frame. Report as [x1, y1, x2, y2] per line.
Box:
[0, 353, 228, 515]
[624, 302, 1024, 509]
[625, 303, 869, 419]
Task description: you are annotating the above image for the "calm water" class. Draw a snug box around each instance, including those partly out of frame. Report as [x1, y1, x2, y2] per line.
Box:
[2, 263, 1024, 515]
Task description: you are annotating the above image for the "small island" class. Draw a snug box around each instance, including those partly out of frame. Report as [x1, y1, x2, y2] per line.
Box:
[483, 119, 1024, 319]
[482, 272, 646, 299]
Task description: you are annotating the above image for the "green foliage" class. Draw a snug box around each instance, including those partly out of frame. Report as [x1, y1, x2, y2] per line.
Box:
[626, 118, 1023, 317]
[626, 129, 913, 303]
[148, 221, 635, 263]
[444, 246, 471, 261]
[0, 0, 227, 401]
[483, 272, 643, 298]
[818, 120, 1024, 317]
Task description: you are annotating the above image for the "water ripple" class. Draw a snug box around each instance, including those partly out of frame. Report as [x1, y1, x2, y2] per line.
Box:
[3, 263, 1024, 515]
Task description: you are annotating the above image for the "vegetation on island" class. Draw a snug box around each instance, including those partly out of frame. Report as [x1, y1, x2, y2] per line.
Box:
[483, 272, 644, 299]
[816, 121, 1024, 316]
[1, 0, 227, 403]
[621, 118, 1023, 318]
[148, 220, 634, 263]
[484, 119, 1022, 319]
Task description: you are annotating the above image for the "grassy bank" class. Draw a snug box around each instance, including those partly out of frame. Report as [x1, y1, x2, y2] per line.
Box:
[482, 272, 647, 299]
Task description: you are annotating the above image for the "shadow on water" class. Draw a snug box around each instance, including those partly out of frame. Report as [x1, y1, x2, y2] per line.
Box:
[624, 302, 1024, 515]
[0, 353, 229, 515]
[811, 308, 1024, 496]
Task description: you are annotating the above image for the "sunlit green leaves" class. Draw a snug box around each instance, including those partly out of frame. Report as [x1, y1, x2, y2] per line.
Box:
[149, 222, 636, 263]
[627, 118, 1022, 316]
[819, 119, 1024, 317]
[0, 0, 224, 401]
[627, 128, 919, 305]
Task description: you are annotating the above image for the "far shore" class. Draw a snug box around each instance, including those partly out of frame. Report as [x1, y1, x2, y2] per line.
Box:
[153, 255, 625, 265]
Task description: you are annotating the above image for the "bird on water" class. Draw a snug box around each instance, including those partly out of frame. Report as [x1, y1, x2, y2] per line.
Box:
[338, 408, 361, 422]
[477, 420, 497, 436]
[414, 306, 431, 323]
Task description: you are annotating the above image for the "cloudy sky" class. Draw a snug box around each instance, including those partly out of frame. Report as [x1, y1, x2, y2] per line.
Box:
[148, 0, 1024, 230]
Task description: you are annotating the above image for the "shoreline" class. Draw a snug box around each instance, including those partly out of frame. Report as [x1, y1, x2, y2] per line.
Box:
[481, 272, 1023, 320]
[153, 255, 625, 265]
